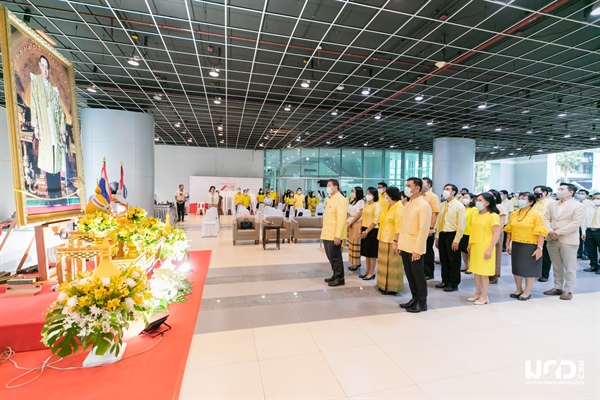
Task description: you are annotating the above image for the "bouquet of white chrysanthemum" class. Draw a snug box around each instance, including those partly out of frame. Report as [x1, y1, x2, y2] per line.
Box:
[148, 268, 192, 315]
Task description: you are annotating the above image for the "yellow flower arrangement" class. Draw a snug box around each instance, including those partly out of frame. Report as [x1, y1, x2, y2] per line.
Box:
[41, 265, 152, 358]
[127, 206, 147, 222]
[160, 226, 189, 259]
[78, 211, 118, 237]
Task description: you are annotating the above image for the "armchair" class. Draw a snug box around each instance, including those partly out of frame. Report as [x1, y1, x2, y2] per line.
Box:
[233, 216, 259, 245]
[263, 216, 291, 243]
[291, 217, 323, 243]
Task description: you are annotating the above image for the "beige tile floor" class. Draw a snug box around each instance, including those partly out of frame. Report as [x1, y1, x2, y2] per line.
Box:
[179, 214, 600, 400]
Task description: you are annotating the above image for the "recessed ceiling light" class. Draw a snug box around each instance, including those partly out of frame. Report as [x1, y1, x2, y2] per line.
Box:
[558, 111, 567, 117]
[590, 137, 597, 141]
[284, 104, 291, 111]
[259, 143, 264, 147]
[478, 103, 487, 109]
[563, 134, 572, 138]
[495, 127, 502, 132]
[175, 122, 181, 128]
[217, 124, 223, 131]
[526, 129, 533, 134]
[462, 124, 469, 129]
[509, 152, 515, 155]
[153, 94, 162, 101]
[390, 145, 396, 148]
[296, 137, 301, 142]
[427, 120, 434, 126]
[331, 109, 338, 116]
[336, 84, 345, 91]
[415, 94, 424, 101]
[361, 87, 370, 95]
[591, 2, 600, 16]
[218, 132, 223, 136]
[209, 68, 220, 77]
[219, 139, 224, 144]
[154, 137, 160, 142]
[363, 142, 368, 146]
[537, 149, 544, 152]
[86, 85, 97, 93]
[326, 141, 331, 144]
[127, 56, 140, 66]
[214, 97, 222, 105]
[374, 113, 382, 120]
[287, 144, 292, 148]
[493, 144, 499, 149]
[338, 134, 344, 139]
[521, 108, 530, 114]
[490, 151, 497, 154]
[187, 138, 192, 142]
[516, 147, 522, 150]
[435, 61, 447, 68]
[301, 79, 310, 88]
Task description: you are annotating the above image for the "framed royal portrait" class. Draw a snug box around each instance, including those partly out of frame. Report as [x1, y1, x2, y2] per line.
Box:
[0, 7, 85, 227]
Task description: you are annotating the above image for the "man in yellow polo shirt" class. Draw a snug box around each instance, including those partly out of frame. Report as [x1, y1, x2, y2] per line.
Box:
[321, 179, 348, 287]
[393, 177, 432, 313]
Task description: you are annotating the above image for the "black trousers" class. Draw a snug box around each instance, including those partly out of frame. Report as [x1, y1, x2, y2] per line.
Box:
[541, 241, 552, 279]
[424, 234, 435, 277]
[439, 232, 462, 288]
[585, 228, 600, 270]
[401, 251, 428, 307]
[176, 202, 185, 221]
[578, 227, 588, 258]
[323, 240, 344, 281]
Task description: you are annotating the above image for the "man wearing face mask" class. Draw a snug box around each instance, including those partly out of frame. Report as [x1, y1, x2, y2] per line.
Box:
[242, 189, 252, 209]
[322, 179, 349, 287]
[377, 182, 389, 224]
[576, 189, 592, 261]
[582, 192, 600, 274]
[234, 187, 244, 207]
[434, 184, 466, 292]
[543, 183, 585, 300]
[294, 188, 305, 215]
[533, 185, 553, 282]
[421, 177, 440, 280]
[394, 178, 432, 312]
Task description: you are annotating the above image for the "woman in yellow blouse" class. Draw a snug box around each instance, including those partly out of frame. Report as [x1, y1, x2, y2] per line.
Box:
[504, 192, 548, 301]
[460, 193, 476, 274]
[256, 188, 266, 209]
[467, 192, 501, 305]
[359, 187, 381, 280]
[376, 187, 404, 294]
[307, 191, 320, 216]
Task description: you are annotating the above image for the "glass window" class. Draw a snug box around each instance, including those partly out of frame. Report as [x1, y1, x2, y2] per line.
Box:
[421, 153, 433, 178]
[385, 150, 402, 184]
[319, 149, 341, 176]
[264, 150, 280, 190]
[280, 149, 301, 177]
[341, 149, 362, 177]
[404, 151, 420, 181]
[301, 149, 319, 176]
[364, 150, 383, 179]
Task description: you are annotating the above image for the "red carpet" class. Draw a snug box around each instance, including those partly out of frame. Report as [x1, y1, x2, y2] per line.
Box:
[0, 250, 211, 400]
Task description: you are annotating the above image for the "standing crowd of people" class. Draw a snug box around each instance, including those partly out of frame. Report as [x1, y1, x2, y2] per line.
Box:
[319, 178, 598, 313]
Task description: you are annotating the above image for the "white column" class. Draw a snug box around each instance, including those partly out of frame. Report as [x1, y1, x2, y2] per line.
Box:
[81, 109, 155, 213]
[433, 137, 475, 195]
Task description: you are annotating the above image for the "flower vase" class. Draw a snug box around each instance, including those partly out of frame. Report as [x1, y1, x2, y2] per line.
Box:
[82, 342, 127, 368]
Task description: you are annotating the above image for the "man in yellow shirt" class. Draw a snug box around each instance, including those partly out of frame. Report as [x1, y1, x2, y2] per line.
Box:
[234, 187, 244, 207]
[321, 179, 348, 287]
[293, 188, 305, 214]
[377, 182, 389, 224]
[242, 189, 251, 208]
[421, 177, 440, 280]
[434, 184, 466, 292]
[533, 185, 553, 282]
[393, 177, 432, 313]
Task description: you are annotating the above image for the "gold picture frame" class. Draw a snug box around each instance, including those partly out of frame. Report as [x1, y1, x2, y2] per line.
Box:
[0, 6, 85, 227]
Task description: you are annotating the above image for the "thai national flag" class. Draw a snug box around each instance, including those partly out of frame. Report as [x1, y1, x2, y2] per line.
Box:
[119, 162, 128, 199]
[99, 159, 112, 203]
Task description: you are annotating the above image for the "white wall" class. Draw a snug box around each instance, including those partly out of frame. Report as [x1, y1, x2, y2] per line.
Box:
[81, 109, 155, 213]
[0, 107, 16, 221]
[154, 145, 264, 203]
[433, 137, 475, 195]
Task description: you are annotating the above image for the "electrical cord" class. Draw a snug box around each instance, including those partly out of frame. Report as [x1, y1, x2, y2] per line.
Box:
[2, 335, 164, 389]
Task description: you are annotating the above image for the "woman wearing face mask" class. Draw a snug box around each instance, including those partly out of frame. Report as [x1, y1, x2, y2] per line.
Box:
[467, 193, 501, 305]
[307, 191, 319, 216]
[347, 187, 365, 271]
[488, 189, 507, 284]
[504, 192, 548, 300]
[376, 187, 405, 294]
[359, 187, 380, 280]
[460, 193, 476, 274]
[256, 189, 265, 208]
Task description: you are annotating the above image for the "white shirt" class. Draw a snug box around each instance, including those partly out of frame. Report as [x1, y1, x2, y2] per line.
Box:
[582, 204, 600, 230]
[174, 190, 188, 202]
[501, 198, 514, 215]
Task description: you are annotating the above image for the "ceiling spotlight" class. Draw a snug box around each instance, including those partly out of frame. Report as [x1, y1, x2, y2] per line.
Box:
[558, 111, 567, 117]
[296, 137, 301, 142]
[153, 94, 162, 101]
[187, 138, 192, 142]
[218, 132, 223, 136]
[426, 120, 434, 126]
[363, 142, 368, 146]
[526, 129, 533, 134]
[435, 61, 447, 68]
[415, 94, 424, 101]
[563, 134, 572, 138]
[521, 108, 530, 114]
[284, 104, 292, 111]
[516, 147, 522, 151]
[259, 143, 264, 147]
[591, 2, 600, 16]
[361, 87, 370, 95]
[478, 102, 487, 109]
[127, 56, 140, 66]
[287, 144, 292, 148]
[331, 109, 338, 116]
[336, 84, 345, 91]
[209, 68, 220, 77]
[536, 149, 544, 152]
[86, 85, 97, 93]
[390, 144, 396, 148]
[338, 134, 344, 139]
[219, 139, 224, 144]
[326, 140, 331, 144]
[175, 122, 181, 128]
[590, 137, 597, 141]
[154, 137, 160, 142]
[462, 124, 469, 129]
[495, 127, 502, 132]
[374, 113, 382, 120]
[490, 151, 497, 154]
[217, 124, 223, 131]
[214, 97, 222, 105]
[493, 144, 499, 149]
[509, 152, 515, 155]
[300, 79, 310, 88]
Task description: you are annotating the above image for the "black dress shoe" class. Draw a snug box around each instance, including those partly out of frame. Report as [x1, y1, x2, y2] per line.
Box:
[362, 275, 376, 280]
[583, 268, 598, 272]
[425, 275, 434, 280]
[538, 277, 548, 282]
[435, 282, 448, 288]
[406, 303, 427, 313]
[517, 294, 531, 301]
[328, 280, 345, 287]
[509, 292, 523, 298]
[399, 299, 416, 309]
[443, 286, 458, 292]
[324, 276, 335, 282]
